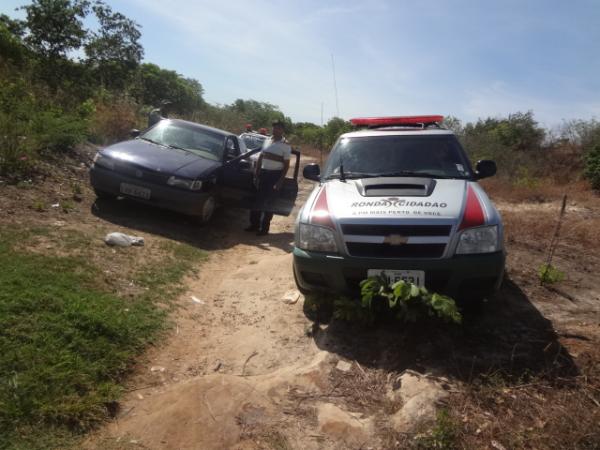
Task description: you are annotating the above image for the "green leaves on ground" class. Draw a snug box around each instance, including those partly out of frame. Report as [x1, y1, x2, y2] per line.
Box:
[334, 275, 462, 325]
[538, 263, 565, 284]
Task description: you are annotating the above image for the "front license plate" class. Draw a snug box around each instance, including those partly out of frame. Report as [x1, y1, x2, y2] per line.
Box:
[120, 183, 151, 200]
[367, 269, 425, 287]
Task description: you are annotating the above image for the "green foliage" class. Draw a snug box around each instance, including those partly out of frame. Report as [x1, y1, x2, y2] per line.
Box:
[0, 78, 91, 177]
[334, 275, 462, 325]
[458, 111, 546, 177]
[20, 0, 90, 59]
[583, 144, 600, 190]
[538, 263, 565, 284]
[412, 409, 459, 449]
[134, 63, 204, 115]
[85, 1, 143, 91]
[0, 235, 161, 441]
[0, 228, 206, 448]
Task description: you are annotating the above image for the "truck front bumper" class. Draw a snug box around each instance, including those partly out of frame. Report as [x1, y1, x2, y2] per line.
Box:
[293, 248, 505, 300]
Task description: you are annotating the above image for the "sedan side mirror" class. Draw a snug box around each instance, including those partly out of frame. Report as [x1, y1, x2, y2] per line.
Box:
[130, 129, 140, 138]
[303, 163, 320, 181]
[475, 160, 497, 179]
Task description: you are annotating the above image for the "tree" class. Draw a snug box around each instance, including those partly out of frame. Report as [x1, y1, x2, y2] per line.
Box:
[134, 63, 204, 114]
[20, 0, 89, 59]
[85, 1, 143, 90]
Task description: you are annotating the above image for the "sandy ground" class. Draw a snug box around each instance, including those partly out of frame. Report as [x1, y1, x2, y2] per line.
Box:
[4, 148, 597, 449]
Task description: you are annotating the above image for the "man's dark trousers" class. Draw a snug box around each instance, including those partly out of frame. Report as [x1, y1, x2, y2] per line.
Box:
[249, 169, 283, 232]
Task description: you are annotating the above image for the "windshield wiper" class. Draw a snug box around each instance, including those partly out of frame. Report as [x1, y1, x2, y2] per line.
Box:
[325, 172, 378, 180]
[375, 171, 464, 179]
[140, 138, 190, 153]
[140, 137, 160, 145]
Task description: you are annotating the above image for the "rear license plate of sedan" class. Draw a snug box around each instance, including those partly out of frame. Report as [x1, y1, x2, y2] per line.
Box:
[120, 183, 151, 200]
[367, 269, 425, 287]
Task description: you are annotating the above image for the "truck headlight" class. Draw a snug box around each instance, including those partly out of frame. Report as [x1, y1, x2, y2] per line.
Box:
[456, 225, 499, 254]
[167, 176, 203, 191]
[297, 223, 338, 253]
[92, 152, 115, 170]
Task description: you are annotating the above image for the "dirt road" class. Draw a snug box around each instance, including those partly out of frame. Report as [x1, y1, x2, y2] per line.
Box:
[85, 168, 600, 449]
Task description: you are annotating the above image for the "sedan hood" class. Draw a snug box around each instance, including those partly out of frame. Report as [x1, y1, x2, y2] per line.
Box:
[102, 139, 221, 178]
[323, 178, 467, 221]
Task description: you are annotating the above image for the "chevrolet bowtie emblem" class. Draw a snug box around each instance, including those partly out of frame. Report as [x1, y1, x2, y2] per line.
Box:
[383, 234, 409, 245]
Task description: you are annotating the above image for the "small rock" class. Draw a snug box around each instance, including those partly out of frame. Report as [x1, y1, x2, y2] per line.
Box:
[51, 203, 60, 208]
[52, 220, 66, 227]
[491, 440, 507, 450]
[150, 366, 165, 373]
[336, 360, 352, 372]
[213, 361, 222, 372]
[282, 290, 300, 304]
[389, 371, 449, 432]
[136, 393, 144, 400]
[317, 403, 370, 442]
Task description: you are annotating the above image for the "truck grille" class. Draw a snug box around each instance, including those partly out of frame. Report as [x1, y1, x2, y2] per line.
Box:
[341, 224, 452, 236]
[345, 243, 446, 258]
[342, 224, 451, 258]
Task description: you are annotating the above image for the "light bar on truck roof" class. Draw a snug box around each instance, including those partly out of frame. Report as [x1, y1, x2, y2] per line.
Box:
[350, 115, 444, 127]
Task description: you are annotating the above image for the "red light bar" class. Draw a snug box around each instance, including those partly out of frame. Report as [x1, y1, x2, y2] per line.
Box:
[350, 115, 444, 127]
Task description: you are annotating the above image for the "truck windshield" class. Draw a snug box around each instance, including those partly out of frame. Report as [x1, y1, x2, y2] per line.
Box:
[323, 135, 473, 179]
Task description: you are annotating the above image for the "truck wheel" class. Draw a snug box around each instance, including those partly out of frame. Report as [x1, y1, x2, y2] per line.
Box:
[196, 194, 216, 225]
[293, 264, 312, 295]
[94, 188, 117, 200]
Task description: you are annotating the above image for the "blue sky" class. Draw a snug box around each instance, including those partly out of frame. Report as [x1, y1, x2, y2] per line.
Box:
[3, 0, 599, 127]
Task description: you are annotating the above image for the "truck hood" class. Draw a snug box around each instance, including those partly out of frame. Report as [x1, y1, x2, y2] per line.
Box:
[102, 139, 221, 179]
[323, 177, 467, 221]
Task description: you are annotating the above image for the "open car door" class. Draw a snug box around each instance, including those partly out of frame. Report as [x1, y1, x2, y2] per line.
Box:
[220, 147, 300, 217]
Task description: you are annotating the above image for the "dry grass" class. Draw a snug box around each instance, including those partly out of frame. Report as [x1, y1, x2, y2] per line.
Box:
[481, 177, 595, 204]
[90, 98, 140, 145]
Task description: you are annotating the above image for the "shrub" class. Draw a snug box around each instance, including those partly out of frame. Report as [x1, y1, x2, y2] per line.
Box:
[539, 264, 565, 284]
[584, 144, 600, 190]
[334, 275, 462, 324]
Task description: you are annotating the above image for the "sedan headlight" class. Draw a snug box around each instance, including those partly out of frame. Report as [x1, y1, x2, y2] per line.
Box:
[297, 223, 338, 253]
[92, 152, 115, 170]
[456, 225, 499, 254]
[167, 176, 203, 191]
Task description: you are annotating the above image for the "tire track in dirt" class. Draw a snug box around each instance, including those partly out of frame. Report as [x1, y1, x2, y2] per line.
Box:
[86, 164, 373, 449]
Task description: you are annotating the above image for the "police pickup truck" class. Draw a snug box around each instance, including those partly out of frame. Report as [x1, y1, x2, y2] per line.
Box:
[293, 115, 505, 302]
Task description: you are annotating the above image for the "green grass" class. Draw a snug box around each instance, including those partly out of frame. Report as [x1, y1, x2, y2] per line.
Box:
[0, 228, 206, 449]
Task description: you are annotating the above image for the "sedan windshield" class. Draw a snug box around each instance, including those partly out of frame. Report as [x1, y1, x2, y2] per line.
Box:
[323, 135, 473, 179]
[141, 121, 226, 161]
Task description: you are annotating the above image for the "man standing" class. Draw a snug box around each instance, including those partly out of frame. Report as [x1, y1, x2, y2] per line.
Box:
[246, 120, 291, 236]
[148, 100, 172, 128]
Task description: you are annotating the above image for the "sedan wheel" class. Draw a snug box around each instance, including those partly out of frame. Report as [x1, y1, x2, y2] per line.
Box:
[197, 195, 216, 225]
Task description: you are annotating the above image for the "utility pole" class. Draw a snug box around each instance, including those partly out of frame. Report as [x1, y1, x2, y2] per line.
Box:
[320, 102, 324, 126]
[331, 53, 340, 118]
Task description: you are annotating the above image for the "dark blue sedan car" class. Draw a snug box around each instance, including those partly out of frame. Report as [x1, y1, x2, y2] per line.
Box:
[90, 119, 299, 223]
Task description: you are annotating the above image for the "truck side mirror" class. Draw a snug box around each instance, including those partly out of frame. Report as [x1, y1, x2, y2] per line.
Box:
[475, 160, 497, 179]
[303, 163, 320, 181]
[130, 129, 140, 138]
